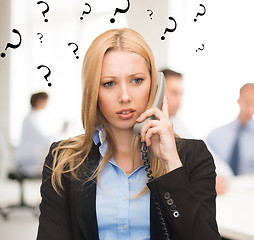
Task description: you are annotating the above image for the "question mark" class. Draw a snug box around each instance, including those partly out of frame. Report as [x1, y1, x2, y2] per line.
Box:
[196, 44, 205, 52]
[68, 42, 79, 59]
[80, 3, 91, 20]
[161, 17, 177, 40]
[194, 4, 206, 22]
[37, 33, 43, 43]
[1, 29, 22, 58]
[110, 0, 130, 23]
[147, 9, 153, 20]
[37, 1, 49, 22]
[37, 65, 52, 87]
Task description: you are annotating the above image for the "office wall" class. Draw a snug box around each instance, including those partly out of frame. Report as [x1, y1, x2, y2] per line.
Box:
[126, 0, 169, 69]
[0, 0, 11, 141]
[0, 0, 11, 180]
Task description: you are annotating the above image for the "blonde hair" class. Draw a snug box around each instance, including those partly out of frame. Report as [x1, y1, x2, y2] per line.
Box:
[51, 28, 167, 195]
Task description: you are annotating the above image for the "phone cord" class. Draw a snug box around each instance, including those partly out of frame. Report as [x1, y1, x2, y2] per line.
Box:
[141, 142, 171, 240]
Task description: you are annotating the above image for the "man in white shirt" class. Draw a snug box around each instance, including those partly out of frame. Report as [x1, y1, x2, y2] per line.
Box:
[206, 83, 254, 194]
[161, 69, 193, 138]
[13, 92, 52, 177]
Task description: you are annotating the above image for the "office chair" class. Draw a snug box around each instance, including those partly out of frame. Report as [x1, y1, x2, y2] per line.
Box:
[0, 128, 41, 220]
[0, 171, 41, 220]
[0, 208, 7, 219]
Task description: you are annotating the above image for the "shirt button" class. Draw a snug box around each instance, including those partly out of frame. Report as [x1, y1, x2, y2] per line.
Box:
[122, 196, 127, 201]
[128, 179, 132, 183]
[164, 192, 171, 200]
[122, 224, 126, 229]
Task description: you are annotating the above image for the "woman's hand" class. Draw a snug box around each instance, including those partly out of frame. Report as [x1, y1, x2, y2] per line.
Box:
[136, 96, 182, 173]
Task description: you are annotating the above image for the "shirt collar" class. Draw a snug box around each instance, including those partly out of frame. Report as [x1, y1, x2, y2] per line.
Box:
[93, 125, 145, 175]
[235, 118, 254, 132]
[93, 125, 108, 157]
[93, 125, 107, 145]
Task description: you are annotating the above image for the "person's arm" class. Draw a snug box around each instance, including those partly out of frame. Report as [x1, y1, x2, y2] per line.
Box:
[37, 142, 72, 240]
[147, 140, 221, 240]
[205, 135, 233, 195]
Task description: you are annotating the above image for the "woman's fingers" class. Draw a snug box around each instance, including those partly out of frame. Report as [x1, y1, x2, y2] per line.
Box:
[140, 119, 159, 142]
[136, 96, 173, 147]
[140, 117, 173, 145]
[144, 126, 161, 146]
[162, 96, 169, 118]
[136, 96, 169, 123]
[136, 107, 164, 123]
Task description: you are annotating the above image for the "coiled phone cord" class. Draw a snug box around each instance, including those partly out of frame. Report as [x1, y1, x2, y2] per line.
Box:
[141, 142, 171, 240]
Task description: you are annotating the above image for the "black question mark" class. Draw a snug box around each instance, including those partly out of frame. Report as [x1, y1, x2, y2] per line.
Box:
[1, 29, 22, 58]
[37, 1, 49, 22]
[110, 0, 130, 23]
[37, 33, 43, 43]
[68, 42, 79, 59]
[80, 3, 91, 20]
[37, 65, 52, 87]
[194, 4, 206, 22]
[161, 17, 177, 40]
[147, 9, 153, 20]
[196, 44, 205, 52]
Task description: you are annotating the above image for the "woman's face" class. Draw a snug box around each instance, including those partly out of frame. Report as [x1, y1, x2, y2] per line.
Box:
[98, 49, 151, 132]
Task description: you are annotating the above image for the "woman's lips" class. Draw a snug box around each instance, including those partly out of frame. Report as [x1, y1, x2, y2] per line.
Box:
[117, 109, 135, 120]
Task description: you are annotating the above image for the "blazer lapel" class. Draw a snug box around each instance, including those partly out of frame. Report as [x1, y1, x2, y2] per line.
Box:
[73, 142, 101, 240]
[74, 178, 99, 239]
[150, 195, 166, 240]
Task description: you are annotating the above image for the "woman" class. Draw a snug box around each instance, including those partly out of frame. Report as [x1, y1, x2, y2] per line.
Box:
[37, 28, 221, 240]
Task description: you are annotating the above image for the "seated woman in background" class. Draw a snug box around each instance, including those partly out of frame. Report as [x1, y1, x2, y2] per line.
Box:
[37, 28, 221, 240]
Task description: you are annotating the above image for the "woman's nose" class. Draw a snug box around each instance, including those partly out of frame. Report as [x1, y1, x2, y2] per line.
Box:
[118, 84, 131, 103]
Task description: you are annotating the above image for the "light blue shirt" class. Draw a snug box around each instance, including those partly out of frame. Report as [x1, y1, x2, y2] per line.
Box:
[205, 118, 254, 175]
[93, 128, 150, 240]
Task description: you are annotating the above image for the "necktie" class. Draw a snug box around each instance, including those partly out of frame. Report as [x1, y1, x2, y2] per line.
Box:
[229, 126, 244, 175]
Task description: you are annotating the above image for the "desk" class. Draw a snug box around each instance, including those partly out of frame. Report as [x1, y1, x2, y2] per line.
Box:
[216, 174, 254, 240]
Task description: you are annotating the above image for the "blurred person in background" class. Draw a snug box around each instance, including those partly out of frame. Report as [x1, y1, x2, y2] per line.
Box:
[13, 92, 68, 177]
[206, 83, 254, 194]
[161, 69, 194, 138]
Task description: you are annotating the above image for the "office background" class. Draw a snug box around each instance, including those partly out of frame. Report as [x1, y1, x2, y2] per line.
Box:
[0, 0, 254, 239]
[1, 0, 254, 145]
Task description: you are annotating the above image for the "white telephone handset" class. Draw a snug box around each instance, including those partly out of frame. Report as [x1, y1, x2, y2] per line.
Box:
[133, 72, 166, 136]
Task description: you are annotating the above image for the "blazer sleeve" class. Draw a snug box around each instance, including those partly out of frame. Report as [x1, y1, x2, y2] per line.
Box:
[147, 139, 221, 240]
[36, 142, 72, 240]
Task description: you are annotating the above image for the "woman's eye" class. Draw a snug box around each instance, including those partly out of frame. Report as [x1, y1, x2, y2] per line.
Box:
[103, 81, 114, 87]
[133, 78, 143, 84]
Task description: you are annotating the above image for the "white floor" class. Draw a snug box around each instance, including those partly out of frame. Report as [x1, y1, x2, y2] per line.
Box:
[0, 179, 41, 240]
